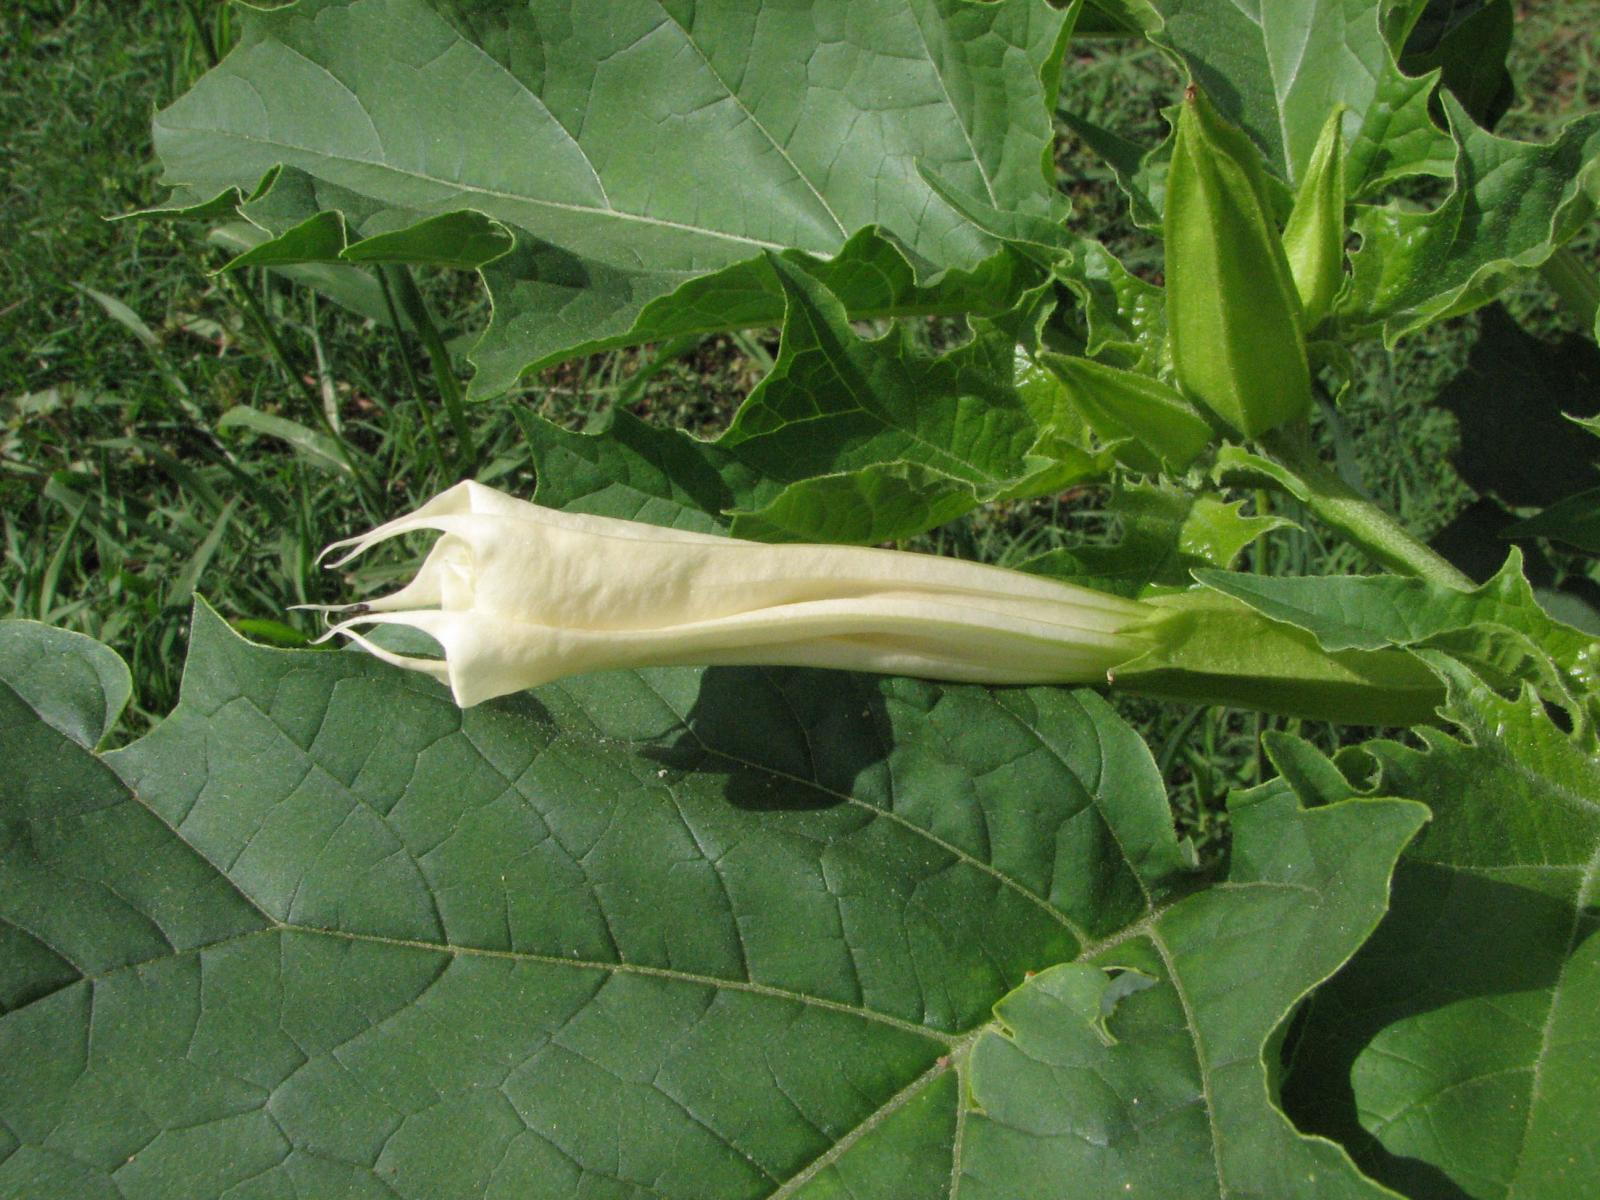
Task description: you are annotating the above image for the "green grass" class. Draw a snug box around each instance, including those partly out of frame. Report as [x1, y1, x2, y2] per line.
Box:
[1, 1, 543, 723]
[3, 0, 1596, 825]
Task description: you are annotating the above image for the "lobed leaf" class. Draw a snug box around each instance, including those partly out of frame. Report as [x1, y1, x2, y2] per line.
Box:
[1194, 551, 1596, 668]
[958, 784, 1426, 1197]
[1135, 0, 1453, 191]
[1342, 96, 1600, 344]
[1021, 481, 1289, 597]
[1, 608, 1422, 1196]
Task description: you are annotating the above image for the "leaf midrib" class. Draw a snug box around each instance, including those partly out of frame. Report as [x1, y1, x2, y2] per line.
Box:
[107, 666, 1081, 1040]
[156, 119, 800, 255]
[161, 0, 1031, 267]
[1505, 839, 1600, 1197]
[47, 920, 960, 1046]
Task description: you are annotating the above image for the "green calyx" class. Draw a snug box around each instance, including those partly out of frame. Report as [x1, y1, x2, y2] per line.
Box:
[1282, 106, 1349, 330]
[1039, 353, 1215, 473]
[1164, 87, 1313, 439]
[1110, 589, 1444, 726]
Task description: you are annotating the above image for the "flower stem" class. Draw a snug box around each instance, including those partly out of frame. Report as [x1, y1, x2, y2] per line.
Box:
[1256, 427, 1474, 590]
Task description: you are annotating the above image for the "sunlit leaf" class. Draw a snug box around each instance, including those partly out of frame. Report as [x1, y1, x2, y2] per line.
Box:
[0, 610, 1421, 1196]
[150, 0, 1074, 395]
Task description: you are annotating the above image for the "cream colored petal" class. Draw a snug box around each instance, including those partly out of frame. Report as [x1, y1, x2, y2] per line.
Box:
[326, 594, 1148, 706]
[319, 482, 1154, 706]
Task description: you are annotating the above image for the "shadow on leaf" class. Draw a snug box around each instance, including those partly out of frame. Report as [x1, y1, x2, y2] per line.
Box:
[1437, 305, 1600, 508]
[1282, 862, 1577, 1200]
[644, 666, 892, 812]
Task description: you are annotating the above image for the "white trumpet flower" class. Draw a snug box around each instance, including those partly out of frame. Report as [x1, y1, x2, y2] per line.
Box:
[313, 482, 1154, 707]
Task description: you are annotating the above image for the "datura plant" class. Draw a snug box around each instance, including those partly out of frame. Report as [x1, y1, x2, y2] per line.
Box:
[8, 2, 1600, 1200]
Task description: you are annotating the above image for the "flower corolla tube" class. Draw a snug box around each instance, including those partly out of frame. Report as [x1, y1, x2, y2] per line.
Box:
[314, 482, 1155, 707]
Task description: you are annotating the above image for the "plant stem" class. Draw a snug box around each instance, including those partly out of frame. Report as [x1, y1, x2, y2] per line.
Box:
[1541, 246, 1600, 331]
[224, 271, 324, 414]
[182, 0, 220, 69]
[376, 268, 448, 477]
[1251, 488, 1269, 785]
[1256, 427, 1474, 590]
[223, 270, 377, 499]
[382, 265, 476, 473]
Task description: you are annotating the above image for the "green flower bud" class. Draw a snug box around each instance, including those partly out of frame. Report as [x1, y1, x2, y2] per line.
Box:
[1164, 87, 1312, 438]
[1282, 105, 1348, 329]
[1040, 353, 1215, 472]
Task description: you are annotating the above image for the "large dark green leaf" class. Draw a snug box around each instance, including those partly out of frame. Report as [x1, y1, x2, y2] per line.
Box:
[150, 0, 1072, 395]
[0, 625, 265, 1024]
[1398, 0, 1514, 130]
[0, 610, 1421, 1196]
[1281, 654, 1600, 1200]
[1509, 488, 1600, 554]
[1433, 306, 1600, 509]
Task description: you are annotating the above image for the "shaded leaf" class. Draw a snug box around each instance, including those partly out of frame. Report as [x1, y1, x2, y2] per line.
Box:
[207, 221, 405, 327]
[720, 259, 1045, 495]
[1398, 0, 1514, 130]
[472, 228, 1042, 401]
[337, 211, 515, 269]
[727, 464, 989, 545]
[520, 408, 763, 534]
[1509, 488, 1600, 554]
[1434, 306, 1600, 508]
[1282, 653, 1600, 1200]
[220, 209, 349, 269]
[523, 267, 1110, 545]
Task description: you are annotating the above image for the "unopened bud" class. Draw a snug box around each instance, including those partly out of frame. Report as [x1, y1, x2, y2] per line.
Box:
[1165, 87, 1313, 438]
